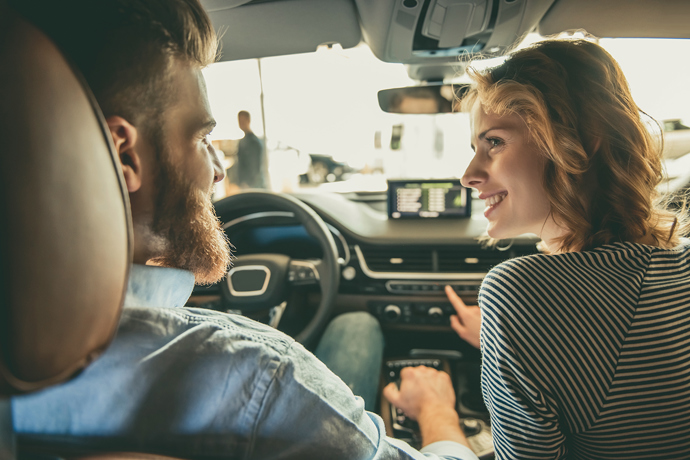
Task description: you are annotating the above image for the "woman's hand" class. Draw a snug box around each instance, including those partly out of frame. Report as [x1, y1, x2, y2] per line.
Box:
[446, 285, 481, 349]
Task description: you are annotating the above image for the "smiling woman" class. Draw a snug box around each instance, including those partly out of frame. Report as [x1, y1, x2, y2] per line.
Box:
[451, 38, 690, 459]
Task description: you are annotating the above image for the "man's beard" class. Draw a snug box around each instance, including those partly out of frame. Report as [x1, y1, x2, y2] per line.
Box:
[148, 152, 232, 285]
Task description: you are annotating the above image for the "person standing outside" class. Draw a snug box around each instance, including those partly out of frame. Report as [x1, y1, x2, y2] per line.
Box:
[236, 110, 267, 189]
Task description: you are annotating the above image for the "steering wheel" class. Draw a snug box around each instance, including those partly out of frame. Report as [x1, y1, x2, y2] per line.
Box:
[213, 190, 340, 347]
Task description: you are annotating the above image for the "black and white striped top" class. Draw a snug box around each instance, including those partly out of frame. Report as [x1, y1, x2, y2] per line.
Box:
[479, 242, 690, 459]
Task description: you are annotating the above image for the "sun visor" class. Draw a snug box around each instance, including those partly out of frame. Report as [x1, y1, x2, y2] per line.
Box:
[357, 0, 555, 64]
[206, 0, 362, 61]
[539, 0, 690, 39]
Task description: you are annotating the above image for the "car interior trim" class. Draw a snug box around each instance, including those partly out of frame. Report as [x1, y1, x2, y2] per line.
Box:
[354, 245, 486, 280]
[384, 280, 478, 295]
[325, 223, 351, 266]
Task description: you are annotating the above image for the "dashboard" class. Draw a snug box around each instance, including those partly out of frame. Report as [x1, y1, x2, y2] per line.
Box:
[195, 190, 539, 333]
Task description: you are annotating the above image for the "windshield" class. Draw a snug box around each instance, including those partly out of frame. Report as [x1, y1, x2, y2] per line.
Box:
[205, 36, 690, 199]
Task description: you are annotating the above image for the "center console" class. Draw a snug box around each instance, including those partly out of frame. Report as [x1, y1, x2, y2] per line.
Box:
[368, 283, 481, 327]
[381, 356, 494, 459]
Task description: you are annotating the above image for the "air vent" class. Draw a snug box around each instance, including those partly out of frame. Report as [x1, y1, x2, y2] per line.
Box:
[358, 246, 433, 272]
[356, 244, 538, 275]
[437, 245, 538, 272]
[437, 248, 505, 272]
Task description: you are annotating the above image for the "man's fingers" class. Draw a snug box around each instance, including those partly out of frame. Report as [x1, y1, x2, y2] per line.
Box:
[383, 382, 400, 405]
[400, 365, 424, 378]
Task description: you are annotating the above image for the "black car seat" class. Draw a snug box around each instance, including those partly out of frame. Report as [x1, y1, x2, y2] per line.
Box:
[0, 1, 132, 457]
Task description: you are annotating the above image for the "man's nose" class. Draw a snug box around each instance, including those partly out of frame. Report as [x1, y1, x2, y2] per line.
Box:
[210, 145, 225, 183]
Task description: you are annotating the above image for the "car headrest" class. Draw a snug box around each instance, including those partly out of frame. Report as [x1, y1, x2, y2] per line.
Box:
[0, 4, 132, 395]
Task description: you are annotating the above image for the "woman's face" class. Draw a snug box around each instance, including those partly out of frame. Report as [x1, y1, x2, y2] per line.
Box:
[462, 101, 560, 244]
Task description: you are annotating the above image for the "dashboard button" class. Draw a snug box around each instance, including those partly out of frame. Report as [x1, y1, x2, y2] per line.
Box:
[384, 304, 402, 321]
[342, 266, 356, 280]
[428, 306, 443, 318]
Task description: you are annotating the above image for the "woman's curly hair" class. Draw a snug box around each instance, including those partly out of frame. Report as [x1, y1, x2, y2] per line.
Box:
[463, 38, 686, 252]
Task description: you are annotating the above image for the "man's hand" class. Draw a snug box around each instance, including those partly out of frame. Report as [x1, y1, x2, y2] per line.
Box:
[446, 285, 481, 349]
[383, 366, 469, 448]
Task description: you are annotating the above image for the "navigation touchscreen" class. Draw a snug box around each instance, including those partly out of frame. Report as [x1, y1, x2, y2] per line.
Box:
[387, 179, 471, 219]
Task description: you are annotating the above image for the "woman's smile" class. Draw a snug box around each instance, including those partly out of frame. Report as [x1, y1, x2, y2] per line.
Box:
[482, 192, 507, 218]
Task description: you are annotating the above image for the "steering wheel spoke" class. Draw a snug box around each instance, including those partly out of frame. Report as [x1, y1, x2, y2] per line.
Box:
[268, 301, 288, 329]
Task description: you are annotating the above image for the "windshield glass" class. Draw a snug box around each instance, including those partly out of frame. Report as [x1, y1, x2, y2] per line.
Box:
[205, 36, 690, 199]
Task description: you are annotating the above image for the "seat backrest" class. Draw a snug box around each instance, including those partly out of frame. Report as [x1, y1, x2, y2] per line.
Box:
[0, 2, 131, 397]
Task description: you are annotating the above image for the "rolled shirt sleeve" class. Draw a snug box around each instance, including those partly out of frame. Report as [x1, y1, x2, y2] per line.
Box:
[14, 305, 478, 460]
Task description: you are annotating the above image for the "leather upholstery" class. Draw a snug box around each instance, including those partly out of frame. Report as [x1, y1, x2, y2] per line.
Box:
[0, 3, 131, 395]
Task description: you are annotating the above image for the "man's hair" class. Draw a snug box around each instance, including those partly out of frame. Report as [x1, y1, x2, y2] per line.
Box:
[12, 0, 232, 283]
[463, 39, 685, 252]
[14, 0, 218, 136]
[238, 110, 251, 121]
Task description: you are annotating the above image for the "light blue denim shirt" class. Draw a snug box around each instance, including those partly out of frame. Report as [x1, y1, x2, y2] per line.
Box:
[13, 264, 478, 460]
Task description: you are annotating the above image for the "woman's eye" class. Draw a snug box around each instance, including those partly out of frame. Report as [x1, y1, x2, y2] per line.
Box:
[487, 137, 502, 148]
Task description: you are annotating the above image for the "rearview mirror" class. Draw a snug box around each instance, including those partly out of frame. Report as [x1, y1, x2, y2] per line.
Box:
[378, 83, 469, 114]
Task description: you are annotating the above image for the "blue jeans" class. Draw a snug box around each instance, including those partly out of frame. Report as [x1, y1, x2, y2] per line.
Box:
[315, 312, 384, 412]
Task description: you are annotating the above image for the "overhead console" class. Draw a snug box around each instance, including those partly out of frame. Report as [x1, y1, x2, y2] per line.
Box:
[356, 0, 556, 66]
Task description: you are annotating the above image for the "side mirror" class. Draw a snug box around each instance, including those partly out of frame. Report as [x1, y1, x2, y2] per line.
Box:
[378, 83, 469, 114]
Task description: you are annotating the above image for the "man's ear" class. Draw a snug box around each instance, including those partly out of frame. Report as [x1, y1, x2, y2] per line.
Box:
[106, 116, 142, 193]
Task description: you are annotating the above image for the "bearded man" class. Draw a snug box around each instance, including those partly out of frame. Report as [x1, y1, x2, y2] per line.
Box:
[10, 1, 475, 459]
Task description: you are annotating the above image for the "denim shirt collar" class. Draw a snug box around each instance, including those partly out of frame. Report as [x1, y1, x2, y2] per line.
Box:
[124, 264, 195, 308]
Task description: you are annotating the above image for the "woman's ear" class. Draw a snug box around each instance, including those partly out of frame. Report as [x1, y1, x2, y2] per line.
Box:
[106, 116, 142, 193]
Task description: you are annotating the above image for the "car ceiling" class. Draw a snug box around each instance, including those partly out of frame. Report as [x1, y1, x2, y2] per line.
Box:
[202, 0, 690, 73]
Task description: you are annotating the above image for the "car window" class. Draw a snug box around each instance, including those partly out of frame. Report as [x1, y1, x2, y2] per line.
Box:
[205, 36, 690, 200]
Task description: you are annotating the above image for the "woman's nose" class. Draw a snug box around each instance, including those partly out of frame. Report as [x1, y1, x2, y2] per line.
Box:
[461, 155, 487, 189]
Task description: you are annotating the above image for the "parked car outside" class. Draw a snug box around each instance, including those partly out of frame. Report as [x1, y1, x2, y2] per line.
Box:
[300, 153, 358, 184]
